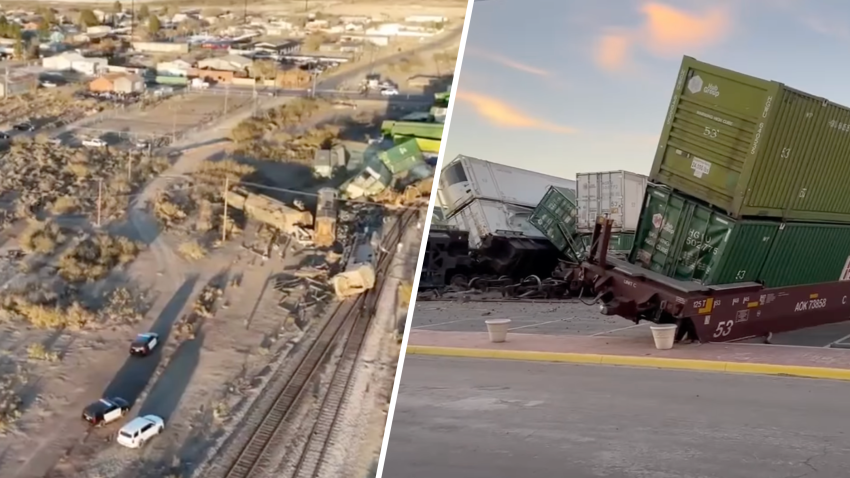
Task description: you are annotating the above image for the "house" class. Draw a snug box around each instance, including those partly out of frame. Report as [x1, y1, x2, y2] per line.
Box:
[313, 145, 347, 178]
[340, 16, 371, 24]
[197, 54, 252, 74]
[156, 59, 192, 77]
[305, 19, 329, 31]
[405, 15, 447, 23]
[42, 52, 107, 75]
[89, 72, 146, 94]
[252, 40, 300, 56]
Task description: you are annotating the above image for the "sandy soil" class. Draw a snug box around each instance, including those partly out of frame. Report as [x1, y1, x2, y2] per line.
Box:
[89, 92, 253, 140]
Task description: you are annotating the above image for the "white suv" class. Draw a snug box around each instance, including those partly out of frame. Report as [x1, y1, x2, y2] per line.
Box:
[82, 138, 107, 148]
[116, 415, 165, 448]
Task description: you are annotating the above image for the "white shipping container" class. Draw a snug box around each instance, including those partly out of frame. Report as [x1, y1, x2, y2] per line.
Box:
[446, 198, 546, 250]
[440, 155, 576, 217]
[576, 170, 648, 233]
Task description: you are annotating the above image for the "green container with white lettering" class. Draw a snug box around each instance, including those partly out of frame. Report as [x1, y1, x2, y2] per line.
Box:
[630, 183, 850, 287]
[652, 56, 850, 224]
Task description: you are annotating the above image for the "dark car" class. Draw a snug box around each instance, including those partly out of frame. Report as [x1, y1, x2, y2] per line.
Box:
[129, 332, 160, 357]
[13, 123, 34, 132]
[82, 397, 130, 426]
[0, 132, 9, 140]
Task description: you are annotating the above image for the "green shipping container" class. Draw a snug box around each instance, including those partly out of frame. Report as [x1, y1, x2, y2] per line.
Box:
[653, 56, 850, 224]
[378, 139, 423, 175]
[529, 186, 580, 256]
[381, 121, 444, 141]
[582, 233, 634, 252]
[631, 184, 850, 287]
[155, 75, 188, 86]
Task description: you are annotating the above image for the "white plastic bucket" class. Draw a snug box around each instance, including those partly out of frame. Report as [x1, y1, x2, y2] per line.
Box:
[485, 319, 511, 343]
[650, 324, 678, 350]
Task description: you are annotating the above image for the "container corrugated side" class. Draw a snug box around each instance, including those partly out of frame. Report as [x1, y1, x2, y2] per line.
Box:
[529, 186, 578, 254]
[582, 233, 634, 252]
[758, 222, 850, 287]
[652, 56, 850, 224]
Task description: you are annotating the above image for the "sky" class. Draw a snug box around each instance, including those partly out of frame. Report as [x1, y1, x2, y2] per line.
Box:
[442, 0, 850, 180]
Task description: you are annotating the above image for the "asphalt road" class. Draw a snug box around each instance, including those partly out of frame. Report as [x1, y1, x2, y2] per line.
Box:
[383, 357, 850, 478]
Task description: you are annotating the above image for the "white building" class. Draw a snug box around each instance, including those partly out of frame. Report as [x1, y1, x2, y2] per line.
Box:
[405, 15, 447, 23]
[197, 54, 252, 73]
[156, 59, 192, 77]
[42, 52, 107, 75]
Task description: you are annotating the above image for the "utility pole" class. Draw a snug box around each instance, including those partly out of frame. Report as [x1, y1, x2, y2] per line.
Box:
[243, 0, 248, 25]
[127, 154, 132, 182]
[96, 178, 103, 227]
[130, 0, 135, 40]
[223, 84, 229, 115]
[171, 107, 176, 142]
[221, 176, 229, 243]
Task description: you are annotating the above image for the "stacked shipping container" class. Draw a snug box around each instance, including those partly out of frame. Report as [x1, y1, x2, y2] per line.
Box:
[630, 56, 850, 288]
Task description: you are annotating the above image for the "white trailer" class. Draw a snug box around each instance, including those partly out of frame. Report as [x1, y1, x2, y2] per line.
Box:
[445, 198, 546, 250]
[575, 170, 647, 233]
[439, 155, 576, 218]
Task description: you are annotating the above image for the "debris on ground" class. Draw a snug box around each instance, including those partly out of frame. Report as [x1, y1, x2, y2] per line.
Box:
[0, 366, 27, 432]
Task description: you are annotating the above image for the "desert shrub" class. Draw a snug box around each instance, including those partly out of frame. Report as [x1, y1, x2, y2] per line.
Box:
[0, 295, 94, 330]
[0, 367, 27, 431]
[26, 343, 59, 362]
[58, 234, 142, 282]
[178, 241, 207, 260]
[51, 196, 80, 214]
[18, 220, 65, 255]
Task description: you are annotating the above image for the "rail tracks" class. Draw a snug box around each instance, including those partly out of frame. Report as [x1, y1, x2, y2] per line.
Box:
[216, 209, 415, 478]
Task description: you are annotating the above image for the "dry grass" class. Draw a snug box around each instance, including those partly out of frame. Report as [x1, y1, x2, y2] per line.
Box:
[58, 234, 142, 283]
[0, 366, 27, 432]
[0, 295, 95, 330]
[26, 343, 60, 362]
[18, 220, 66, 255]
[178, 241, 207, 261]
[51, 196, 80, 214]
[153, 192, 190, 228]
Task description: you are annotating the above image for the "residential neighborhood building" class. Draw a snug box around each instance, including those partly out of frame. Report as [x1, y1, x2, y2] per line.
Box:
[42, 52, 108, 75]
[189, 68, 234, 84]
[197, 54, 252, 74]
[253, 40, 300, 56]
[405, 15, 447, 23]
[156, 59, 193, 77]
[89, 72, 146, 94]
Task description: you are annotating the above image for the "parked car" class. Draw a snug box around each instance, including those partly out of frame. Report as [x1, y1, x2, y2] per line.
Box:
[82, 397, 130, 426]
[0, 132, 10, 140]
[13, 123, 35, 132]
[116, 415, 165, 448]
[82, 138, 107, 148]
[40, 81, 57, 88]
[129, 332, 160, 357]
[380, 88, 399, 96]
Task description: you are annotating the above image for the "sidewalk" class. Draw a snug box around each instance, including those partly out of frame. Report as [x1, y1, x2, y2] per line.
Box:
[407, 329, 850, 381]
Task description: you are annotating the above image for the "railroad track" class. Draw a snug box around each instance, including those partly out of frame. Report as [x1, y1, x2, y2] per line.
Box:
[290, 210, 415, 478]
[218, 209, 416, 478]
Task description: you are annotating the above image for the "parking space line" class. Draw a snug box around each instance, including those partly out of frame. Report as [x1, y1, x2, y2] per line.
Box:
[825, 332, 850, 348]
[413, 317, 485, 329]
[508, 319, 566, 331]
[590, 323, 647, 336]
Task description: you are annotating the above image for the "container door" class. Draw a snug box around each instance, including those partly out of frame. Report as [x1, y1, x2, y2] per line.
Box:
[632, 187, 687, 275]
[622, 172, 647, 232]
[576, 174, 592, 231]
[670, 204, 734, 283]
[466, 158, 501, 203]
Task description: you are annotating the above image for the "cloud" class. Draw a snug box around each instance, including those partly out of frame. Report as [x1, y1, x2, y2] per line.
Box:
[468, 47, 550, 77]
[593, 2, 731, 71]
[457, 90, 578, 134]
[595, 32, 633, 72]
[639, 2, 731, 57]
[802, 15, 850, 40]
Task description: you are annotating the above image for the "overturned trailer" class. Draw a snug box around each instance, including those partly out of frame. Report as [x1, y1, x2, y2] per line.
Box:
[226, 188, 314, 234]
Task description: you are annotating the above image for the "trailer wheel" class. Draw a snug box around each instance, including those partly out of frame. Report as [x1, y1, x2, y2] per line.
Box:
[449, 274, 468, 288]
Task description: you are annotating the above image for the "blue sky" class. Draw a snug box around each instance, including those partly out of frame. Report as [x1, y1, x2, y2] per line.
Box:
[443, 0, 850, 179]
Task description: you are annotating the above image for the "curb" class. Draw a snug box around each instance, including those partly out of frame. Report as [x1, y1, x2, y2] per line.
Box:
[406, 345, 850, 381]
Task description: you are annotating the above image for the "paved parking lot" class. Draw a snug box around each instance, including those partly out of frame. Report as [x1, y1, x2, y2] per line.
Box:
[410, 299, 850, 348]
